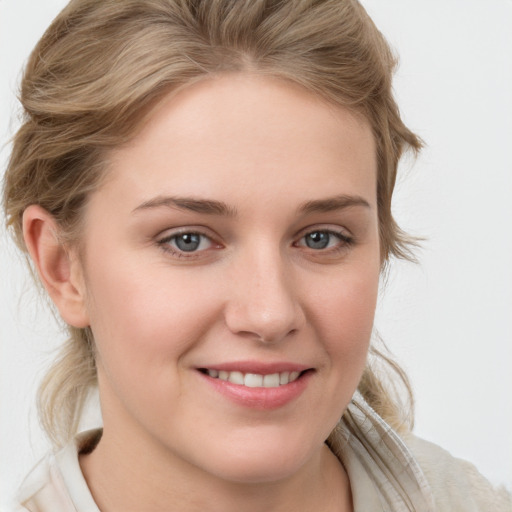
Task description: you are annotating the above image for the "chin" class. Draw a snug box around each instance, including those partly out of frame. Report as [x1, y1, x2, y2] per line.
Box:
[190, 427, 325, 485]
[209, 452, 308, 485]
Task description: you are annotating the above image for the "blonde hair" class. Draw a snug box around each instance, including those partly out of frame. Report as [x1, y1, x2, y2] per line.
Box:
[3, 0, 420, 446]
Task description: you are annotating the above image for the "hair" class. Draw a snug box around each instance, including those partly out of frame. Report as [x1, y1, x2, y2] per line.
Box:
[3, 0, 421, 447]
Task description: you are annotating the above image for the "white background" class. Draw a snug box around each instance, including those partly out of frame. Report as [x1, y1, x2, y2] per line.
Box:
[1, 0, 511, 505]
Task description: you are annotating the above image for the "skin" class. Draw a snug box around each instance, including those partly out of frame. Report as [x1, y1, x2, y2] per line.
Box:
[24, 74, 380, 512]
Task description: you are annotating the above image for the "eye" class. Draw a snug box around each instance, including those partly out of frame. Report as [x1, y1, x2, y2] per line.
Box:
[296, 229, 353, 251]
[158, 231, 213, 254]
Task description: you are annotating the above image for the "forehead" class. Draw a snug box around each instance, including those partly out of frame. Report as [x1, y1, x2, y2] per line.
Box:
[100, 74, 377, 210]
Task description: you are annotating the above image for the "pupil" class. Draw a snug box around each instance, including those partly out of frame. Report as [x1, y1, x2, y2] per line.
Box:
[306, 232, 329, 249]
[176, 233, 200, 252]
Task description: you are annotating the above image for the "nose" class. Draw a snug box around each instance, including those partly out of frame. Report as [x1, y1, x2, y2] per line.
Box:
[224, 246, 305, 344]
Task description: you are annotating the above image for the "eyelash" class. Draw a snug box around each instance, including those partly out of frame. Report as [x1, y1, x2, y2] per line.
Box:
[294, 229, 354, 253]
[156, 228, 354, 259]
[157, 230, 216, 258]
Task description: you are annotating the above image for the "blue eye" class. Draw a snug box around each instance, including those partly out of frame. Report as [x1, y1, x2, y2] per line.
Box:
[160, 232, 213, 254]
[304, 231, 331, 249]
[299, 230, 352, 250]
[174, 233, 201, 252]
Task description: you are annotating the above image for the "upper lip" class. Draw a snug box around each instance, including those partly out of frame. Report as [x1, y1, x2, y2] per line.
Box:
[197, 361, 312, 375]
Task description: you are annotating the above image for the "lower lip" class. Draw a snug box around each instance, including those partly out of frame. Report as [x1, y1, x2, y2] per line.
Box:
[198, 371, 313, 410]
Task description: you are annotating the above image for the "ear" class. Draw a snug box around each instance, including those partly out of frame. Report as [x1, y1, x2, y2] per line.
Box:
[22, 205, 90, 328]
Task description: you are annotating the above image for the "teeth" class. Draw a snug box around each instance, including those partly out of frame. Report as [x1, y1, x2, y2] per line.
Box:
[206, 369, 302, 387]
[263, 373, 280, 388]
[228, 371, 244, 385]
[244, 373, 263, 387]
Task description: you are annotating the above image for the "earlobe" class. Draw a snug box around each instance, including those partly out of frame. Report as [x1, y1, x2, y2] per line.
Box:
[22, 205, 90, 328]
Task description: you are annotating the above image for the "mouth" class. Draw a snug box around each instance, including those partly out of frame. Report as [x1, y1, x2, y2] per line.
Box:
[198, 368, 307, 388]
[196, 362, 314, 409]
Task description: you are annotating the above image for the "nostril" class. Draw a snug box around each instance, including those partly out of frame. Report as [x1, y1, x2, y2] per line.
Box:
[223, 288, 305, 344]
[260, 329, 298, 344]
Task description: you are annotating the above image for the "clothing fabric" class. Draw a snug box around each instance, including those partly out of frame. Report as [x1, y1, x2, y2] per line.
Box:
[10, 393, 512, 512]
[331, 394, 512, 511]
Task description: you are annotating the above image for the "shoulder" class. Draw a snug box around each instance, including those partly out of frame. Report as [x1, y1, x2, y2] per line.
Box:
[10, 430, 102, 512]
[10, 452, 76, 512]
[403, 433, 512, 512]
[7, 452, 62, 512]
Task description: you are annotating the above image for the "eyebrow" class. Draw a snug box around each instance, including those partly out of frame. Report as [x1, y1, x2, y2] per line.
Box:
[132, 194, 370, 217]
[132, 196, 238, 217]
[298, 195, 371, 214]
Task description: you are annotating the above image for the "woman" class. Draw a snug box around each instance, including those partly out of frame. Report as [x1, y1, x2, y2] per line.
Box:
[2, 1, 510, 511]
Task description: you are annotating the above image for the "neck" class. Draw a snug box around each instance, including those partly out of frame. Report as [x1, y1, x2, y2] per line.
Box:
[79, 426, 352, 512]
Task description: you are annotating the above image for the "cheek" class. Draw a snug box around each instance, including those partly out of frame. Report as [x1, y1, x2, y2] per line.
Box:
[309, 264, 379, 370]
[297, 264, 379, 440]
[83, 258, 221, 382]
[84, 263, 227, 431]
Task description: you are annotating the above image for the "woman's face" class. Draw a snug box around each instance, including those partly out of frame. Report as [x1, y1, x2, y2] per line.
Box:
[78, 74, 380, 483]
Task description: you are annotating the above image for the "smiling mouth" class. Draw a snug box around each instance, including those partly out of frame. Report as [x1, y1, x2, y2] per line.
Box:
[198, 369, 308, 388]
